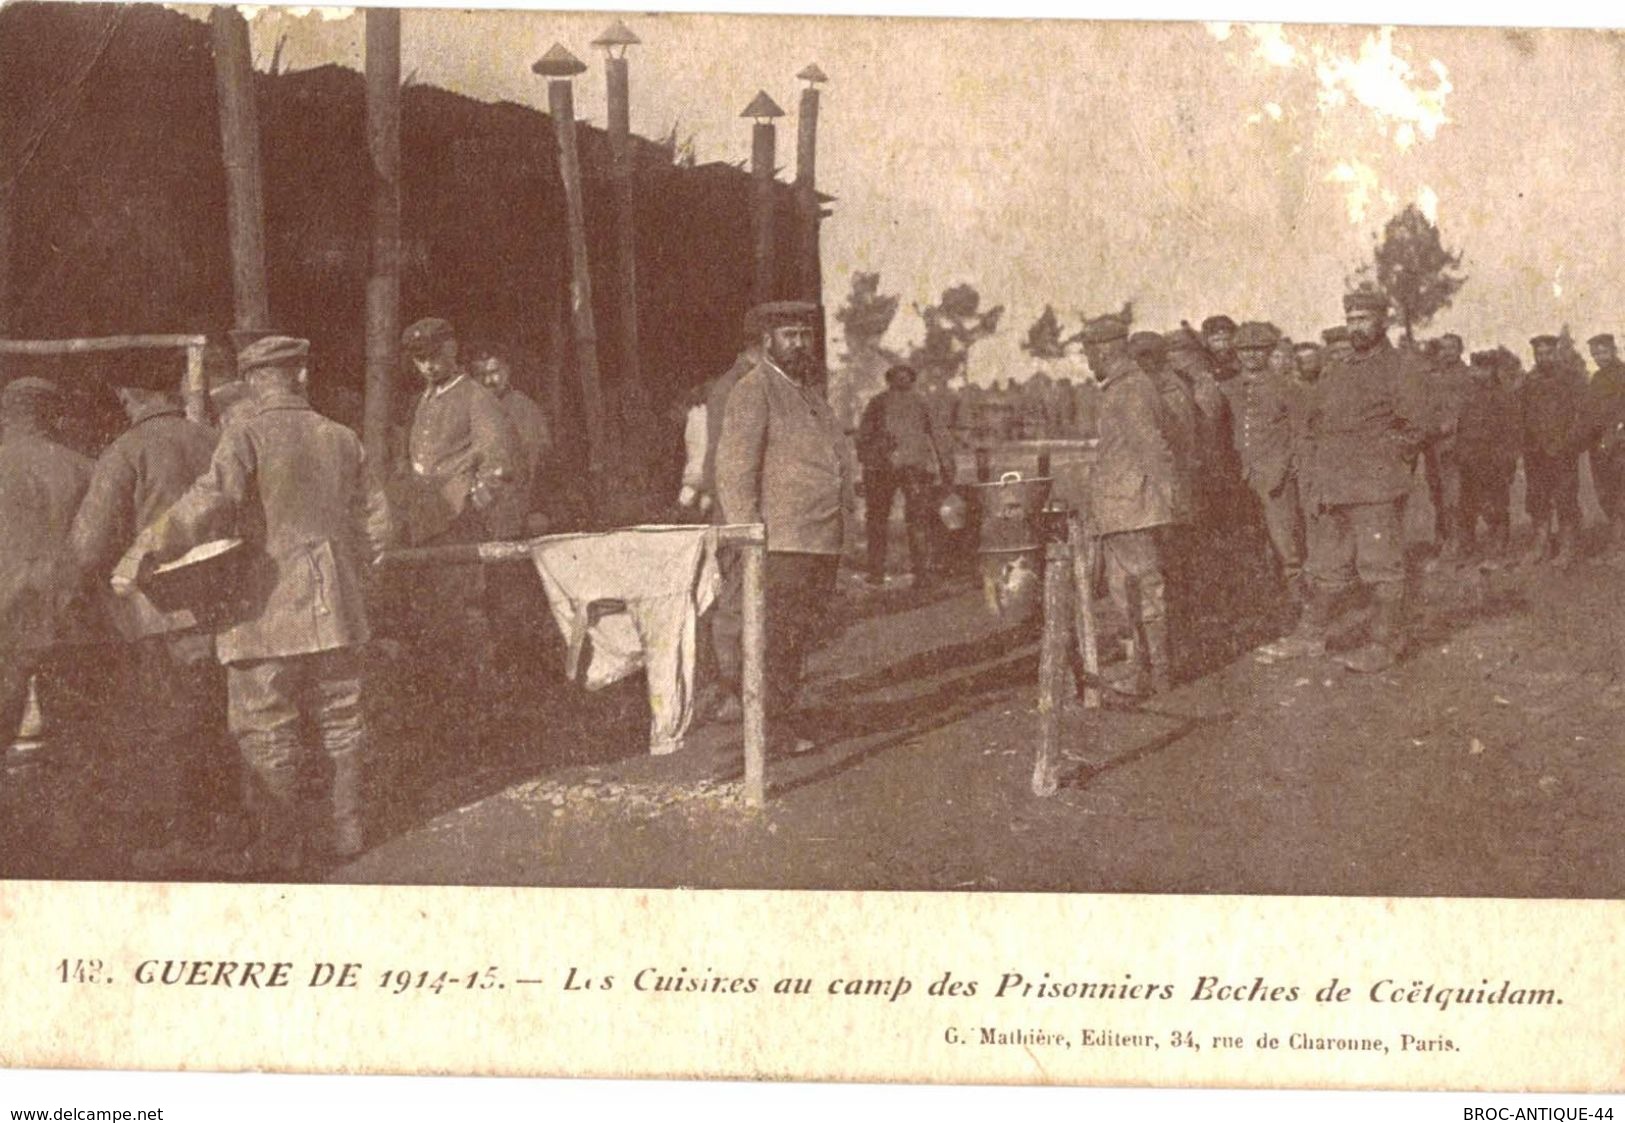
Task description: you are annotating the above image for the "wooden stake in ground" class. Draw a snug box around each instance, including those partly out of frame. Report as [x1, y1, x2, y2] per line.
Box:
[594, 21, 644, 422]
[209, 7, 270, 331]
[1068, 513, 1101, 709]
[742, 91, 785, 306]
[363, 8, 401, 477]
[1034, 537, 1073, 797]
[740, 534, 768, 808]
[535, 44, 608, 519]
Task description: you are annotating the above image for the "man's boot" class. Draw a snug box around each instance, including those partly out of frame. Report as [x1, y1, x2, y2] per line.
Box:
[1257, 586, 1331, 660]
[1342, 584, 1405, 674]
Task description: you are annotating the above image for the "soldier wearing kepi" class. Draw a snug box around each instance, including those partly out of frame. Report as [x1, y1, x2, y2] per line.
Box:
[1261, 289, 1429, 673]
[1421, 333, 1473, 560]
[1081, 314, 1179, 697]
[68, 353, 225, 869]
[715, 300, 855, 753]
[1520, 333, 1586, 567]
[1456, 350, 1522, 560]
[1225, 321, 1304, 596]
[1584, 333, 1625, 557]
[114, 336, 393, 876]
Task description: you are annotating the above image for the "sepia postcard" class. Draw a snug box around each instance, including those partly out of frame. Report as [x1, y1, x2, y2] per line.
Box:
[1, 0, 1623, 1091]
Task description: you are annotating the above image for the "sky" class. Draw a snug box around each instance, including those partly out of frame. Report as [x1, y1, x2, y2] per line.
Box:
[180, 3, 1625, 383]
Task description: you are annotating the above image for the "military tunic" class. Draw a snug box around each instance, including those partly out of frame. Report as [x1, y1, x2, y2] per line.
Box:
[1520, 361, 1586, 535]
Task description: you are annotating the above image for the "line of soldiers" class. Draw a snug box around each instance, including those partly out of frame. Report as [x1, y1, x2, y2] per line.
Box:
[0, 317, 556, 878]
[1071, 290, 1625, 697]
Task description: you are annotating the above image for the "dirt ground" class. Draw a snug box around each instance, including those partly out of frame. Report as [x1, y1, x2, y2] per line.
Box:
[4, 470, 1621, 897]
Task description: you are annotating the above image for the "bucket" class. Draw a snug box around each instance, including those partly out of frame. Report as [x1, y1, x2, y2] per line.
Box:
[966, 471, 1053, 624]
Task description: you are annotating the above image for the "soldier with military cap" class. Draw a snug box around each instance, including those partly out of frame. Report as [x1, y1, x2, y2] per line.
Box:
[1128, 331, 1196, 528]
[1321, 325, 1354, 365]
[1261, 288, 1429, 673]
[716, 300, 855, 751]
[1080, 313, 1179, 697]
[1224, 321, 1305, 594]
[68, 350, 227, 868]
[1201, 314, 1241, 383]
[114, 335, 393, 876]
[1293, 341, 1324, 383]
[1164, 326, 1231, 523]
[1585, 333, 1625, 555]
[1456, 349, 1522, 559]
[1521, 332, 1586, 566]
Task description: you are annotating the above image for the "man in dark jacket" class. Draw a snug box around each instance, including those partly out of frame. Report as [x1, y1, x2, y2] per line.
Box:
[856, 364, 952, 588]
[1455, 350, 1522, 559]
[115, 336, 393, 876]
[1586, 333, 1625, 556]
[1521, 334, 1586, 566]
[1262, 289, 1428, 672]
[1224, 322, 1304, 593]
[69, 355, 226, 866]
[1422, 333, 1473, 559]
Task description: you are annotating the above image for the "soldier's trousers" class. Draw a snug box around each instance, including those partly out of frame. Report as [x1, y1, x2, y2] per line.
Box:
[1524, 450, 1581, 534]
[1254, 476, 1305, 583]
[1305, 498, 1405, 594]
[865, 467, 935, 579]
[1458, 463, 1514, 546]
[763, 552, 839, 728]
[1097, 528, 1169, 673]
[1423, 445, 1463, 543]
[226, 647, 365, 863]
[117, 632, 230, 837]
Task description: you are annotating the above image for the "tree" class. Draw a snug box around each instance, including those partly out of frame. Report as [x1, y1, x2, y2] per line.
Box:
[834, 271, 900, 367]
[1366, 204, 1467, 342]
[906, 282, 1005, 388]
[1021, 304, 1069, 360]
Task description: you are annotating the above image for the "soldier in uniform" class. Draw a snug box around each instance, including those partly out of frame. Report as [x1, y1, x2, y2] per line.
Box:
[114, 336, 392, 876]
[1128, 332, 1196, 528]
[1293, 340, 1324, 384]
[1456, 350, 1522, 560]
[68, 355, 226, 868]
[1224, 322, 1304, 596]
[1521, 334, 1586, 566]
[1080, 315, 1179, 697]
[1321, 325, 1355, 366]
[0, 377, 95, 747]
[396, 317, 518, 697]
[1585, 333, 1625, 555]
[1421, 333, 1473, 559]
[470, 342, 551, 534]
[1164, 327, 1229, 511]
[1262, 290, 1428, 672]
[715, 301, 855, 752]
[856, 364, 952, 589]
[1201, 314, 1241, 383]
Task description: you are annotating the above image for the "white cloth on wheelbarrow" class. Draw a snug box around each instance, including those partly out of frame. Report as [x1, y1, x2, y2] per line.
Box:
[529, 525, 721, 755]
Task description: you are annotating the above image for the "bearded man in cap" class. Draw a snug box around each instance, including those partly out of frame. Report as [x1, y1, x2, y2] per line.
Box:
[1081, 314, 1179, 697]
[114, 336, 392, 877]
[1225, 322, 1305, 596]
[1456, 350, 1522, 559]
[1585, 333, 1625, 555]
[68, 353, 226, 869]
[1521, 333, 1586, 566]
[716, 301, 854, 752]
[0, 377, 95, 755]
[1261, 289, 1428, 673]
[469, 342, 551, 534]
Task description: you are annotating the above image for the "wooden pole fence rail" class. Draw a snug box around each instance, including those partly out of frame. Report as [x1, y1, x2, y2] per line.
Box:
[0, 335, 211, 424]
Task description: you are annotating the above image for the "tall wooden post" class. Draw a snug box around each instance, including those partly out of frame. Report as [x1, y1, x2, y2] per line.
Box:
[594, 21, 643, 418]
[1034, 537, 1072, 797]
[210, 7, 270, 330]
[535, 44, 607, 517]
[363, 9, 401, 476]
[794, 65, 826, 306]
[742, 91, 784, 307]
[741, 532, 768, 807]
